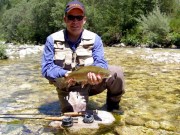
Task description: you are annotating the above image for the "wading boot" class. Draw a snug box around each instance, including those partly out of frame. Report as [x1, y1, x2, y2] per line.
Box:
[106, 101, 124, 115]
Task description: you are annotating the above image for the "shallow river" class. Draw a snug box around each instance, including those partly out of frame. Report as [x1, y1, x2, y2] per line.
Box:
[0, 47, 179, 135]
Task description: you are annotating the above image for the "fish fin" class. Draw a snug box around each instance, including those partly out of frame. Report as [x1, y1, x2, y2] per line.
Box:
[81, 81, 88, 88]
[81, 84, 84, 88]
[75, 66, 83, 71]
[55, 77, 67, 89]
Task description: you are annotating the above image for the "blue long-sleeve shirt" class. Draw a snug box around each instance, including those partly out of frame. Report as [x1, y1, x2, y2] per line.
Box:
[41, 30, 108, 80]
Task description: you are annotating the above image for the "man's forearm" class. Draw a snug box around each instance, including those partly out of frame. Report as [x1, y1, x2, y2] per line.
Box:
[41, 36, 68, 80]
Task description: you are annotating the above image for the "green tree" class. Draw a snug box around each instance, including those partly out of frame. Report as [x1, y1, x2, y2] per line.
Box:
[0, 0, 179, 47]
[30, 0, 57, 44]
[50, 0, 67, 31]
[168, 0, 180, 47]
[88, 0, 156, 45]
[157, 0, 178, 14]
[1, 0, 32, 43]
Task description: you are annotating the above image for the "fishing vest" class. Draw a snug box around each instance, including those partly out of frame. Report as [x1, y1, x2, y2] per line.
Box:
[51, 29, 96, 71]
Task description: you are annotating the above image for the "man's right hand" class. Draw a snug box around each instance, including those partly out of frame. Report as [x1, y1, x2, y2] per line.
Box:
[65, 71, 72, 77]
[65, 71, 76, 87]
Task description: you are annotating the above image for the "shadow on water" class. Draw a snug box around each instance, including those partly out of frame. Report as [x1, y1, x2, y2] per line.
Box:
[38, 99, 103, 115]
[38, 101, 61, 115]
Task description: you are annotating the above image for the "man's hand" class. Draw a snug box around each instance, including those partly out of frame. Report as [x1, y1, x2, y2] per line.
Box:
[65, 71, 76, 87]
[65, 71, 72, 78]
[87, 72, 103, 85]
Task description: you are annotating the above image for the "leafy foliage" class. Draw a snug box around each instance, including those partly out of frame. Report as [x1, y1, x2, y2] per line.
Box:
[0, 44, 7, 59]
[136, 7, 171, 47]
[1, 0, 32, 43]
[30, 0, 58, 44]
[0, 0, 179, 47]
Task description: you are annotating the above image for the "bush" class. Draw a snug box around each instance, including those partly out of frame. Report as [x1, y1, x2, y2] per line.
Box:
[167, 32, 180, 47]
[169, 6, 180, 47]
[121, 34, 139, 46]
[136, 7, 171, 47]
[0, 44, 8, 59]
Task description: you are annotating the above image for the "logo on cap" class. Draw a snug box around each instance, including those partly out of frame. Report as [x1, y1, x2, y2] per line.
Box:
[65, 0, 85, 13]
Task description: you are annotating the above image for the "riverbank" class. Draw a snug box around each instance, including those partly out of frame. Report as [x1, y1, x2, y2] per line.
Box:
[5, 44, 44, 59]
[3, 43, 180, 64]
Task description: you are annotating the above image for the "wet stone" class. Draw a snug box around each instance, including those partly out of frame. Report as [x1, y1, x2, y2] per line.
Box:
[0, 71, 4, 75]
[19, 84, 32, 89]
[160, 121, 176, 131]
[49, 110, 115, 132]
[115, 125, 179, 135]
[125, 116, 145, 126]
[49, 121, 64, 129]
[145, 120, 160, 129]
[115, 126, 155, 135]
[1, 124, 24, 135]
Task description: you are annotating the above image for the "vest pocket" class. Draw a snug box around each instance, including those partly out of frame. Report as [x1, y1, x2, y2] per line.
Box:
[64, 54, 72, 70]
[54, 53, 65, 67]
[54, 41, 65, 50]
[76, 45, 93, 66]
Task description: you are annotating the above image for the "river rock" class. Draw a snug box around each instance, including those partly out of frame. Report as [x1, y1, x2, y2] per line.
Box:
[160, 121, 176, 131]
[115, 126, 155, 135]
[49, 110, 115, 131]
[115, 125, 179, 135]
[1, 124, 24, 135]
[5, 44, 44, 59]
[49, 121, 64, 129]
[125, 116, 145, 126]
[19, 84, 32, 89]
[145, 120, 160, 129]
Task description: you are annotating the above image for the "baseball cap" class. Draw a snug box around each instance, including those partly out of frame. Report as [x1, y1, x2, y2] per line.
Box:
[65, 0, 85, 14]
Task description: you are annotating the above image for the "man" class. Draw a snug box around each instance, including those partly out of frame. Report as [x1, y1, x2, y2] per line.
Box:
[41, 0, 125, 114]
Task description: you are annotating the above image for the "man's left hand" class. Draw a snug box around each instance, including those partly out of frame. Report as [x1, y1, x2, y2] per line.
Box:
[87, 72, 103, 85]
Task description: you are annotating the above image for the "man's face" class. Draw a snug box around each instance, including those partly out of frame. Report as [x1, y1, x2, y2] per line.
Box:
[64, 8, 86, 37]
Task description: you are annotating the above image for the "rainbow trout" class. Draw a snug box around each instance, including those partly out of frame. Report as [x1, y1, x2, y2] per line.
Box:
[55, 66, 111, 89]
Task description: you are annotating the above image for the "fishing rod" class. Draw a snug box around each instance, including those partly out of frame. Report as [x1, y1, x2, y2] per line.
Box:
[0, 111, 85, 116]
[0, 110, 101, 121]
[0, 112, 86, 121]
[0, 112, 62, 116]
[0, 115, 78, 121]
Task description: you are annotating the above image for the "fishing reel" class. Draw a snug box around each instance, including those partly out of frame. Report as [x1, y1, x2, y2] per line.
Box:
[61, 116, 73, 127]
[83, 113, 94, 123]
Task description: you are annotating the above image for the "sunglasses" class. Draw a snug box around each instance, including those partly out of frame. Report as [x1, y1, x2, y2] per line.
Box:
[67, 15, 84, 21]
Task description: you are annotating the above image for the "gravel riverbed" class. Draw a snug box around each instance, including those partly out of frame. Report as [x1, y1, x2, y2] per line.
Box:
[0, 46, 179, 134]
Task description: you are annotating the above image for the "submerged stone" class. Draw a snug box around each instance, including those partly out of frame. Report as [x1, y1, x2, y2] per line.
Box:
[125, 116, 145, 126]
[145, 120, 160, 129]
[160, 121, 176, 131]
